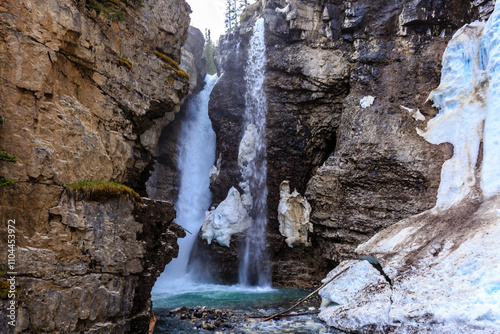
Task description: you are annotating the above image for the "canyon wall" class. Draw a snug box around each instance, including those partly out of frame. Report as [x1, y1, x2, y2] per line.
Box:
[0, 0, 196, 332]
[319, 6, 500, 329]
[200, 0, 495, 286]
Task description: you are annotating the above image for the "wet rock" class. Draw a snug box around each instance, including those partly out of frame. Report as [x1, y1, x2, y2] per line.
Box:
[167, 307, 234, 331]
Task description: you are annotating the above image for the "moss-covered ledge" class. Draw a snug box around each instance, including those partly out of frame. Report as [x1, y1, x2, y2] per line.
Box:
[66, 180, 142, 203]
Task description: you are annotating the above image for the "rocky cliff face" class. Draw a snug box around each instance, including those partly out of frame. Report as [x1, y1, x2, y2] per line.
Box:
[0, 0, 192, 332]
[146, 26, 207, 202]
[203, 0, 495, 286]
[0, 195, 183, 333]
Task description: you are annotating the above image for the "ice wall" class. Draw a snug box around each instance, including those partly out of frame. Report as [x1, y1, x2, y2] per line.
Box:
[481, 4, 500, 196]
[419, 4, 500, 208]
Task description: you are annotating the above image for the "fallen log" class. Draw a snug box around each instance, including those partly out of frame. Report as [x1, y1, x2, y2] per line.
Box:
[248, 311, 319, 319]
[260, 266, 350, 322]
[148, 314, 158, 334]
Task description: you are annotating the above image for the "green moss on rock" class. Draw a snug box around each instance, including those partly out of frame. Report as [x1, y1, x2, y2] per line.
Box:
[66, 180, 142, 203]
[0, 176, 16, 188]
[152, 51, 190, 79]
[161, 65, 190, 79]
[0, 152, 18, 163]
[118, 56, 132, 70]
[0, 280, 20, 299]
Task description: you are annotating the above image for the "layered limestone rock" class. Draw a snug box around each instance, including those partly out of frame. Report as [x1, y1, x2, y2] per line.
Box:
[0, 0, 191, 192]
[205, 0, 495, 286]
[0, 0, 191, 332]
[181, 26, 208, 96]
[0, 192, 184, 333]
[320, 8, 500, 330]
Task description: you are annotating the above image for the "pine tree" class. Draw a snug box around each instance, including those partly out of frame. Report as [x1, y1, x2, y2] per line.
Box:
[203, 29, 217, 75]
[238, 0, 249, 24]
[225, 0, 251, 34]
[224, 0, 234, 34]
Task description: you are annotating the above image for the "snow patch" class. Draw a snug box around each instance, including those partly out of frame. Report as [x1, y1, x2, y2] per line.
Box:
[278, 181, 312, 247]
[201, 187, 251, 247]
[360, 95, 375, 108]
[276, 4, 290, 14]
[413, 109, 425, 121]
[401, 105, 426, 121]
[321, 197, 500, 333]
[319, 260, 392, 331]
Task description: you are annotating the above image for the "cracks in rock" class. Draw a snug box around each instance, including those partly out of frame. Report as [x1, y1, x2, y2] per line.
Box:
[359, 255, 395, 318]
[359, 255, 392, 286]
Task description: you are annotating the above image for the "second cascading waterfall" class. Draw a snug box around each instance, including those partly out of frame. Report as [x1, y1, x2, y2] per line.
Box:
[238, 17, 271, 286]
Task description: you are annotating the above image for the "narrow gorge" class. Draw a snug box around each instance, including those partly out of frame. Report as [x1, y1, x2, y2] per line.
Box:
[1, 0, 499, 333]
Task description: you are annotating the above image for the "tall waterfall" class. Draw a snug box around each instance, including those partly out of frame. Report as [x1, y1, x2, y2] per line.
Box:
[153, 74, 217, 290]
[238, 17, 271, 286]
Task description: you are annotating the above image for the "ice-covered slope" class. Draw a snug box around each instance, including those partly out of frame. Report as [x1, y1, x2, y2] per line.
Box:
[319, 3, 500, 333]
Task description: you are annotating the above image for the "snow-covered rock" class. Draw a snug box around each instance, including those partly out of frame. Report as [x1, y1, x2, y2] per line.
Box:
[201, 187, 251, 247]
[320, 197, 500, 333]
[278, 181, 313, 247]
[319, 3, 500, 332]
[319, 260, 392, 331]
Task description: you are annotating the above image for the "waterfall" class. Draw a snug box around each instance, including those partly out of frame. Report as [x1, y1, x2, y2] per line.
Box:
[238, 17, 271, 286]
[153, 74, 218, 290]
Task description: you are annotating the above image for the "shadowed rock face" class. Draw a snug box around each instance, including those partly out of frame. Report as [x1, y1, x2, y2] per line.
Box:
[0, 0, 192, 332]
[201, 0, 495, 286]
[146, 26, 208, 202]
